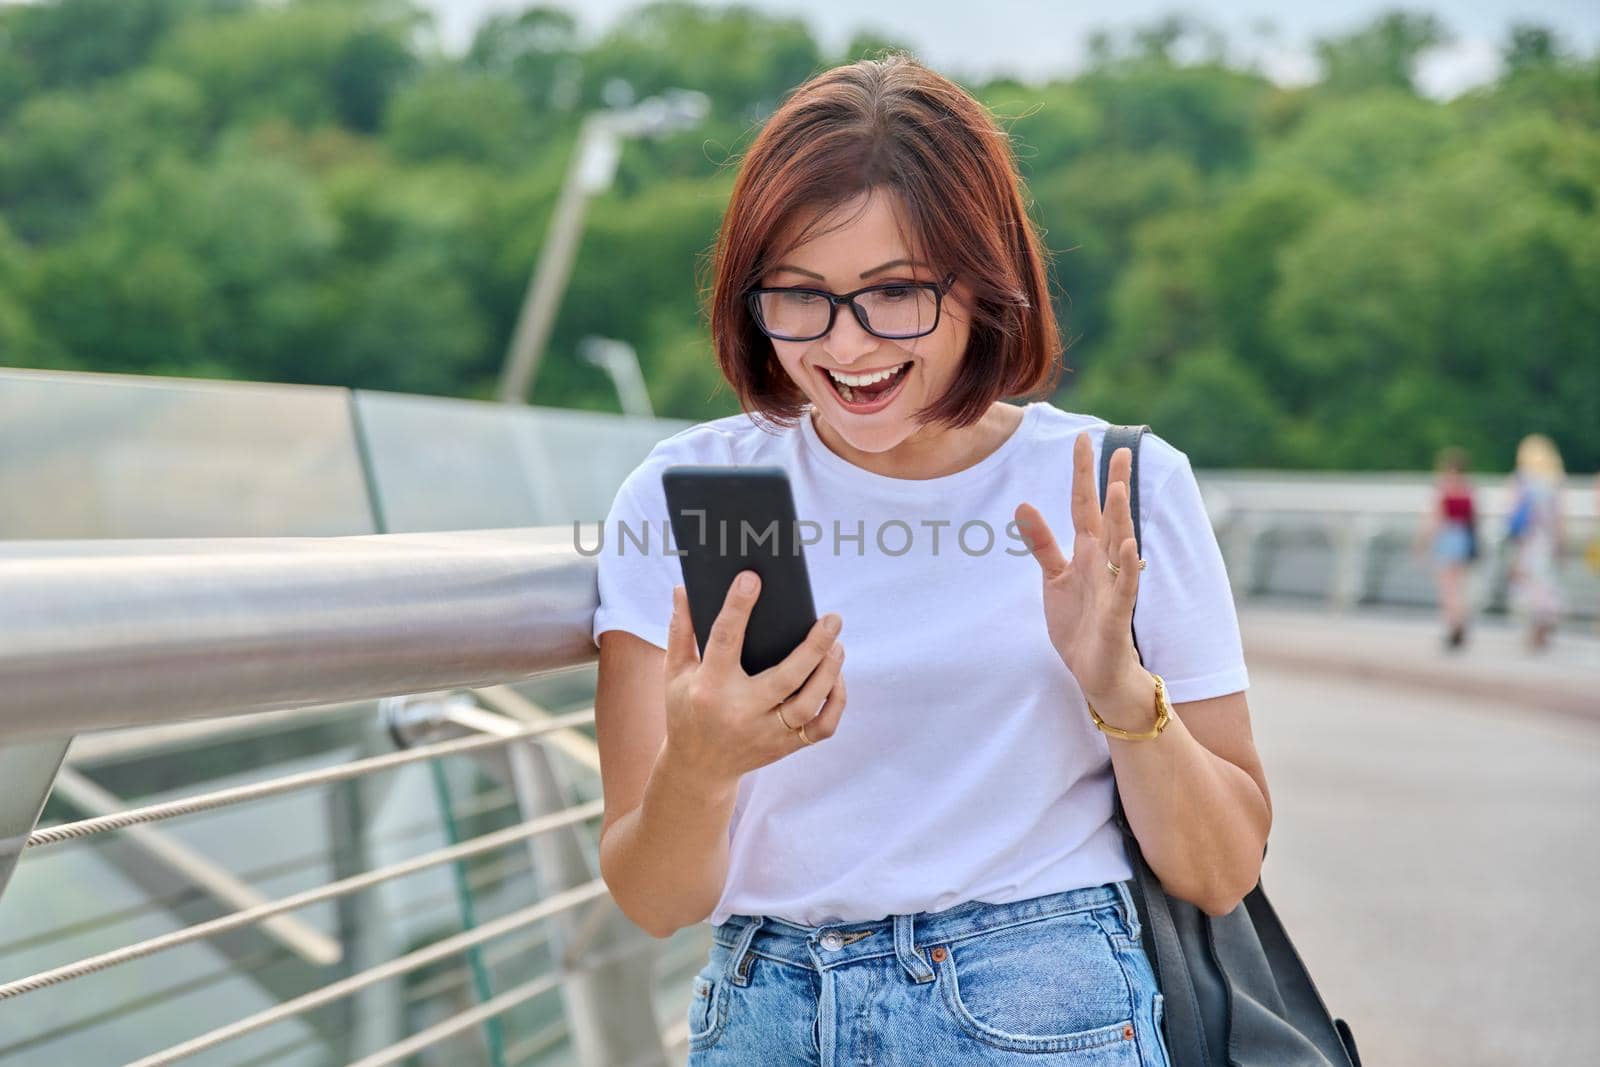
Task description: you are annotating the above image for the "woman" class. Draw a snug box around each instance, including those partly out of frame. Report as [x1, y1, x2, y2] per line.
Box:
[1414, 446, 1478, 650]
[1505, 433, 1566, 651]
[591, 56, 1270, 1066]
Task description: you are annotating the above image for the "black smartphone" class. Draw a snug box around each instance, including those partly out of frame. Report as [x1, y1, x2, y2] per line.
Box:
[661, 465, 819, 677]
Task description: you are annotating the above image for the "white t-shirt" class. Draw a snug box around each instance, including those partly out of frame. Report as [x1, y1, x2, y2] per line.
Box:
[590, 399, 1249, 927]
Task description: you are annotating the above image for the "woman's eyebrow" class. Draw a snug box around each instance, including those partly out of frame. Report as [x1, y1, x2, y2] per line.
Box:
[771, 258, 929, 281]
[859, 258, 927, 278]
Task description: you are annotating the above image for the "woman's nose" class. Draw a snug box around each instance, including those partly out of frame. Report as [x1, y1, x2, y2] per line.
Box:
[821, 303, 881, 365]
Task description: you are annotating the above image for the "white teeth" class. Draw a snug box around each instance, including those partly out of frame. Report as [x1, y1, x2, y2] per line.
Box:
[827, 362, 908, 387]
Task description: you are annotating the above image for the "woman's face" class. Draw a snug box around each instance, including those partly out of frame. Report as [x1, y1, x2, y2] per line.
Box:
[759, 188, 972, 456]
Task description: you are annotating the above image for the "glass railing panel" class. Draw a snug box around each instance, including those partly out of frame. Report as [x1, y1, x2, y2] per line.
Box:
[0, 369, 374, 539]
[351, 389, 692, 531]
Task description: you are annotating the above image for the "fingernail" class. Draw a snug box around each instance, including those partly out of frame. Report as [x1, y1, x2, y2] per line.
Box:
[829, 644, 843, 660]
[738, 572, 757, 593]
[824, 614, 841, 634]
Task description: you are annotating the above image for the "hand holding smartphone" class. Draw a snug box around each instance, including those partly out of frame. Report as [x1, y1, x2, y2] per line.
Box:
[657, 465, 848, 779]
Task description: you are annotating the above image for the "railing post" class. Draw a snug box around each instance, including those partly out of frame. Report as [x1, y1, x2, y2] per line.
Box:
[1219, 513, 1261, 598]
[323, 713, 408, 1060]
[1330, 515, 1384, 611]
[497, 717, 668, 1067]
[0, 738, 71, 899]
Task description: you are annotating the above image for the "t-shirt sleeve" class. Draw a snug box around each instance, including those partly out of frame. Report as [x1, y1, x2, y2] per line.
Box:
[1130, 445, 1250, 704]
[591, 459, 681, 652]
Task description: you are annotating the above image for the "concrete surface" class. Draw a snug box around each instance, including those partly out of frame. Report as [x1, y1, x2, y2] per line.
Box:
[1241, 606, 1598, 1066]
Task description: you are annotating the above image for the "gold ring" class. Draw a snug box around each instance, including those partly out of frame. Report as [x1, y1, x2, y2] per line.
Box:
[775, 702, 796, 731]
[1107, 558, 1148, 577]
[795, 722, 814, 745]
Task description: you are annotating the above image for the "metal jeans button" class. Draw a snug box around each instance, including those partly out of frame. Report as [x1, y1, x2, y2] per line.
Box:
[820, 932, 843, 950]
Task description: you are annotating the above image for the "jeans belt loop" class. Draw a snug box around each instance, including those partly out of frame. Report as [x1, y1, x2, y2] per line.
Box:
[727, 915, 765, 986]
[892, 912, 935, 984]
[1113, 879, 1143, 942]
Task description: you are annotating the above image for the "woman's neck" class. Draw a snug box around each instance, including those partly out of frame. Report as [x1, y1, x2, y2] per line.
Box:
[808, 401, 1025, 480]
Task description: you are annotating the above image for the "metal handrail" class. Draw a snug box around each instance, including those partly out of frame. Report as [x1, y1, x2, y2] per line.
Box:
[0, 526, 601, 742]
[0, 525, 682, 1067]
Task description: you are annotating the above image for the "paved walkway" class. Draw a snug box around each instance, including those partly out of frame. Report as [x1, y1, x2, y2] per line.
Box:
[1237, 605, 1598, 1066]
[1238, 603, 1597, 721]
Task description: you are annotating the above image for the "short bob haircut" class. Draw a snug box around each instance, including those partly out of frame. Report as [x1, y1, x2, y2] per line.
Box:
[708, 54, 1064, 432]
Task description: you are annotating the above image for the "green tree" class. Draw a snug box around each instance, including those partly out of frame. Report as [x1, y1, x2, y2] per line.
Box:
[1504, 23, 1562, 75]
[467, 6, 583, 113]
[1261, 89, 1461, 196]
[0, 218, 50, 367]
[3, 0, 1597, 472]
[384, 71, 537, 167]
[1267, 135, 1600, 470]
[1030, 150, 1205, 358]
[580, 1, 822, 120]
[1, 0, 232, 92]
[1074, 61, 1269, 174]
[1313, 12, 1450, 95]
[0, 70, 205, 243]
[981, 82, 1102, 181]
[28, 143, 337, 378]
[152, 0, 418, 132]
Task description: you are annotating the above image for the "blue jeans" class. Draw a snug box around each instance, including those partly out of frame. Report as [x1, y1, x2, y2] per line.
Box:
[688, 880, 1171, 1065]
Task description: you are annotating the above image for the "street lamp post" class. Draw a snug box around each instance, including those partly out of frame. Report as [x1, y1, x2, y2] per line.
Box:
[496, 89, 709, 406]
[580, 337, 654, 418]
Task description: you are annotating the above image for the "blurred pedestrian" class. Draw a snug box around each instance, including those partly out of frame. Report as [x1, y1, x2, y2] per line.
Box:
[1414, 446, 1477, 650]
[1504, 433, 1566, 652]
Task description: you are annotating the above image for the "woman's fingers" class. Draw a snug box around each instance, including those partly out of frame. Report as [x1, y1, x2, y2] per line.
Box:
[753, 612, 841, 707]
[702, 570, 760, 676]
[1111, 534, 1141, 620]
[1103, 457, 1136, 572]
[1014, 501, 1069, 581]
[796, 666, 847, 746]
[778, 642, 844, 734]
[664, 584, 698, 677]
[1070, 432, 1102, 540]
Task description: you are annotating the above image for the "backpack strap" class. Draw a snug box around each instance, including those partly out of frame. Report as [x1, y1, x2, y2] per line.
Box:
[1094, 424, 1214, 1060]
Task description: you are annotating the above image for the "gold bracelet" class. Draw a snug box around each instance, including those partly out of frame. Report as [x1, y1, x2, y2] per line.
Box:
[1086, 672, 1172, 742]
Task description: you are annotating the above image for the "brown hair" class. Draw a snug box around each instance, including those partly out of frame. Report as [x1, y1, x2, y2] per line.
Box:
[707, 54, 1064, 431]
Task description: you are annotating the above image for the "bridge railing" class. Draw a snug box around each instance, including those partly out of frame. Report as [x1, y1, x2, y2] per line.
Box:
[1199, 472, 1598, 619]
[0, 528, 705, 1067]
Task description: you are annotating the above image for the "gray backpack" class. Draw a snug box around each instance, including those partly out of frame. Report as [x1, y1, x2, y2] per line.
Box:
[1098, 424, 1363, 1067]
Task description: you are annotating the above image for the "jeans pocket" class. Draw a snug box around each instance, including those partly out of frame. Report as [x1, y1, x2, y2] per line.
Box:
[688, 974, 727, 1051]
[934, 909, 1141, 1055]
[688, 943, 734, 1052]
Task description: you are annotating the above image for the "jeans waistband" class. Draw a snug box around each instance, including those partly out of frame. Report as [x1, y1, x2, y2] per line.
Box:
[710, 881, 1139, 982]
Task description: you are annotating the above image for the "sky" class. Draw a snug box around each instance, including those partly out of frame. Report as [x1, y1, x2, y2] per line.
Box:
[416, 0, 1600, 99]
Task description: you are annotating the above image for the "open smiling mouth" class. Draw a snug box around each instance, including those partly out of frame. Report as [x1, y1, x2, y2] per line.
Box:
[821, 360, 912, 412]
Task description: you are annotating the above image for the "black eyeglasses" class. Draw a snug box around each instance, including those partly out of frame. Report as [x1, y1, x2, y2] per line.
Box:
[746, 273, 957, 342]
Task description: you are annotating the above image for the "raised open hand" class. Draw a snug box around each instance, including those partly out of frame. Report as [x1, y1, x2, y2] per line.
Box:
[1013, 431, 1145, 707]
